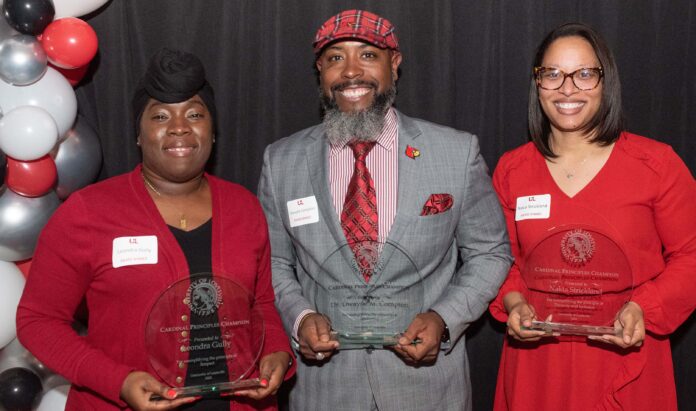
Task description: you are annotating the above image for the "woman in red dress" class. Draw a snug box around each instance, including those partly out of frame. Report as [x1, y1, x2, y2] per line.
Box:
[490, 23, 696, 410]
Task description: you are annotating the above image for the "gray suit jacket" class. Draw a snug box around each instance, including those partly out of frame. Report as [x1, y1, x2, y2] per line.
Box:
[258, 110, 512, 411]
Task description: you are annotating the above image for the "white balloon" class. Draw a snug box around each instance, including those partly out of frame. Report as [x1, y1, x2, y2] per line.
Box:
[53, 0, 110, 19]
[0, 67, 77, 139]
[0, 260, 26, 349]
[36, 384, 70, 411]
[0, 106, 58, 161]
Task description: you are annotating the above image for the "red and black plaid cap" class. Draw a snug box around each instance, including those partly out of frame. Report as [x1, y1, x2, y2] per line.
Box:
[313, 10, 399, 55]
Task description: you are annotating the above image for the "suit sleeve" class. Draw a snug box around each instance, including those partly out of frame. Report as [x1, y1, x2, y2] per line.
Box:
[16, 195, 133, 406]
[257, 145, 314, 338]
[250, 200, 297, 378]
[429, 135, 513, 343]
[630, 148, 696, 335]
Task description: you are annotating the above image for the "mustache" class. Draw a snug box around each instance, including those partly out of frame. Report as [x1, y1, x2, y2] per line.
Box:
[330, 80, 378, 92]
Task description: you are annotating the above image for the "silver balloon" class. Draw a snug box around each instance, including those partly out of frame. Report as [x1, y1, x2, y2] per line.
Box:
[0, 35, 48, 86]
[53, 116, 102, 200]
[0, 338, 29, 372]
[42, 374, 69, 391]
[0, 150, 5, 182]
[0, 186, 60, 261]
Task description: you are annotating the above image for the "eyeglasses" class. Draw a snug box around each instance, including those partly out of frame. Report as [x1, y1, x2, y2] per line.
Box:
[534, 67, 604, 91]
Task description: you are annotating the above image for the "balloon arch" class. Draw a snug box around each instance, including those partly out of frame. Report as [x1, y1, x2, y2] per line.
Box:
[0, 0, 109, 409]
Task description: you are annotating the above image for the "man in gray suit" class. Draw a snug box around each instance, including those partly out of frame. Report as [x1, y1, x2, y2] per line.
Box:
[257, 9, 512, 411]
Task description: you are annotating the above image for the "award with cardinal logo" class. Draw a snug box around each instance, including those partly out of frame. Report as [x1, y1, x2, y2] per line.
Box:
[521, 225, 633, 336]
[145, 273, 264, 398]
[309, 241, 424, 349]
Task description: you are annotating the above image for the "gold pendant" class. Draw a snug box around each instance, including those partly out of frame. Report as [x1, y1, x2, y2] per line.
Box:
[179, 215, 187, 230]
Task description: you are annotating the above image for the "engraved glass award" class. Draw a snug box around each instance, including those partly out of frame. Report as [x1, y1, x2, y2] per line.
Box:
[521, 226, 633, 336]
[311, 240, 424, 349]
[145, 273, 264, 399]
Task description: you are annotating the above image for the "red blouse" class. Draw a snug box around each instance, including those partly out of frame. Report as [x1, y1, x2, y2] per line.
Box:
[490, 133, 696, 410]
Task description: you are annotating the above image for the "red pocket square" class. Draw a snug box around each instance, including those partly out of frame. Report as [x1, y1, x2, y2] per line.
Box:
[420, 193, 454, 216]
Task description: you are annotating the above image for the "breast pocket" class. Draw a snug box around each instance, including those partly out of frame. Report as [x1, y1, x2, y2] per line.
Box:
[399, 210, 456, 250]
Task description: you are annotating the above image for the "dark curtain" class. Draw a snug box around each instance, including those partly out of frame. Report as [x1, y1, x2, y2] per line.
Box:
[76, 1, 696, 410]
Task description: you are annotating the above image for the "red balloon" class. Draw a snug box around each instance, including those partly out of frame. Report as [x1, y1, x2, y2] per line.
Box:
[49, 62, 90, 86]
[39, 17, 98, 69]
[5, 155, 57, 197]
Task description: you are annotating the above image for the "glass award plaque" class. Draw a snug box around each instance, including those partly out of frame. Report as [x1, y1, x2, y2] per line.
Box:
[145, 273, 264, 399]
[310, 241, 424, 349]
[521, 226, 633, 337]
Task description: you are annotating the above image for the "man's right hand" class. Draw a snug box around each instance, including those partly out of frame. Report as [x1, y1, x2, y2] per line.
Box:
[120, 371, 198, 411]
[297, 313, 339, 361]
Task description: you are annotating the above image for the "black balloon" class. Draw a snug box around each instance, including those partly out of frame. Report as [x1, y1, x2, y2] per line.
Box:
[0, 367, 43, 411]
[2, 0, 55, 35]
[0, 151, 5, 183]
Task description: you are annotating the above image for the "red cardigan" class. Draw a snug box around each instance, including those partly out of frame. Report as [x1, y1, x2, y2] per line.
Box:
[17, 166, 295, 410]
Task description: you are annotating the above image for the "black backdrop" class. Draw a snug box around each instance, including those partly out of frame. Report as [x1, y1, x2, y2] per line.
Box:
[76, 1, 695, 410]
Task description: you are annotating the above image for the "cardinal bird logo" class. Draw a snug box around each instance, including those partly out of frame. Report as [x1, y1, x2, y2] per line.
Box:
[405, 145, 420, 159]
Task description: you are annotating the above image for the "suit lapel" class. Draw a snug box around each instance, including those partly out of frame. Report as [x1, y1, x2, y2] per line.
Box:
[386, 111, 424, 248]
[305, 128, 347, 248]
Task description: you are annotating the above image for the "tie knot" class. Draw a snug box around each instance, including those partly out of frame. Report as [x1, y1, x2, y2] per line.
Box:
[348, 141, 376, 161]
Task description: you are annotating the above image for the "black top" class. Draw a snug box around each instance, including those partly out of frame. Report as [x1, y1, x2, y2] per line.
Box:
[170, 220, 231, 410]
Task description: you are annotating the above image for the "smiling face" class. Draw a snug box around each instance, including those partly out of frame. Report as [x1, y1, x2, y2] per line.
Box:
[316, 40, 402, 113]
[538, 36, 603, 136]
[138, 95, 213, 183]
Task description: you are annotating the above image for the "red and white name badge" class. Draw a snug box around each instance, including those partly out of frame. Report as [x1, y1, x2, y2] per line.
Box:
[287, 196, 319, 228]
[112, 236, 158, 268]
[515, 194, 551, 221]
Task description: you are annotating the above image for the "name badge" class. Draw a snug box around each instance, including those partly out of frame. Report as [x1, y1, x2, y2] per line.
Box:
[515, 194, 551, 221]
[112, 236, 158, 268]
[287, 196, 319, 228]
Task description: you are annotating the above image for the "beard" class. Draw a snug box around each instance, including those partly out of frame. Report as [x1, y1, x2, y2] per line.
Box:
[320, 80, 397, 145]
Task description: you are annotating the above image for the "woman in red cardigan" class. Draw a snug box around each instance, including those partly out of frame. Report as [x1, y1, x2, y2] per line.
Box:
[16, 48, 295, 411]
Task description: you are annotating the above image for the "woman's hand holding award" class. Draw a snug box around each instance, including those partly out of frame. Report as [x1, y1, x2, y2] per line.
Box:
[521, 225, 633, 337]
[145, 273, 264, 399]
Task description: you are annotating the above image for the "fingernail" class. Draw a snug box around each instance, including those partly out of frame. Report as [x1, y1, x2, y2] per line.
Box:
[260, 378, 269, 387]
[166, 389, 177, 398]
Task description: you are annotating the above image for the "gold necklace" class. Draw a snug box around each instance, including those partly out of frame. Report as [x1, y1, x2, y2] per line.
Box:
[141, 172, 188, 230]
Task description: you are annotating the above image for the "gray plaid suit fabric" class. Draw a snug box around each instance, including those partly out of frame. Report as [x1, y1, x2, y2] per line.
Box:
[258, 110, 512, 411]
